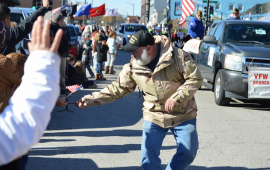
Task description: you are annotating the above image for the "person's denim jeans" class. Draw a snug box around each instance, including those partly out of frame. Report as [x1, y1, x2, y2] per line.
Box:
[141, 118, 198, 170]
[84, 64, 94, 76]
[96, 62, 103, 74]
[19, 155, 29, 170]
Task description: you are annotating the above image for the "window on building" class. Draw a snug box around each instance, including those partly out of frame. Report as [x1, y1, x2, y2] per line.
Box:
[229, 4, 234, 10]
[238, 4, 243, 11]
[216, 3, 220, 10]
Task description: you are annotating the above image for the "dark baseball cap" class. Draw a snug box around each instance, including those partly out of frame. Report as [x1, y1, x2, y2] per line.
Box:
[122, 30, 155, 52]
[53, 14, 65, 22]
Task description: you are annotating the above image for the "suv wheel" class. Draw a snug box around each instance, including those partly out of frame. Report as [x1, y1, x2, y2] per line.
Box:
[123, 38, 127, 46]
[214, 70, 231, 106]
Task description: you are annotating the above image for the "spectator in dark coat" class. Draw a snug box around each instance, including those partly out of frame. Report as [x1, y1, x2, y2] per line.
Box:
[0, 2, 49, 55]
[50, 14, 70, 94]
[94, 34, 108, 80]
[66, 55, 76, 86]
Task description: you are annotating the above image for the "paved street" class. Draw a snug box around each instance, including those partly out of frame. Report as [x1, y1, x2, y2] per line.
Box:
[28, 50, 270, 170]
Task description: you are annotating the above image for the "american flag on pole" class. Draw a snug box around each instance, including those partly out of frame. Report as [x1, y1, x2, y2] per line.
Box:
[51, 7, 62, 20]
[167, 0, 172, 41]
[179, 0, 196, 26]
[66, 85, 83, 93]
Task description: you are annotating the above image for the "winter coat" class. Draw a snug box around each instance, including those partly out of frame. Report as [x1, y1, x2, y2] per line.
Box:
[50, 22, 70, 57]
[82, 32, 91, 43]
[82, 35, 203, 128]
[1, 7, 48, 55]
[71, 71, 88, 85]
[96, 43, 109, 63]
[107, 38, 117, 54]
[0, 54, 21, 113]
[188, 16, 205, 38]
[82, 47, 92, 65]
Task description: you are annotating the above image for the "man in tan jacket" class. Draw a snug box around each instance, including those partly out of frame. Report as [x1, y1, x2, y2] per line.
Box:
[76, 30, 203, 170]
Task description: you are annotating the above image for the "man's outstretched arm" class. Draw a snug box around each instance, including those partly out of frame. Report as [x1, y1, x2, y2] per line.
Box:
[76, 64, 137, 108]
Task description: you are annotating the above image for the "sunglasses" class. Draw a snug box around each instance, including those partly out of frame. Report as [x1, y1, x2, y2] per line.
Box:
[233, 12, 239, 14]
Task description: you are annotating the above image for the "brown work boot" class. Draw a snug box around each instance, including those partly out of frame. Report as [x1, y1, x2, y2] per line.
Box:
[109, 66, 116, 74]
[105, 66, 109, 74]
[102, 65, 105, 71]
[95, 74, 100, 80]
[100, 74, 107, 80]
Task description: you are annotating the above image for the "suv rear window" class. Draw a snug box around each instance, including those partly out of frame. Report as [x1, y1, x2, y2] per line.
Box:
[125, 25, 147, 32]
[10, 13, 24, 25]
[66, 27, 76, 37]
[224, 24, 270, 45]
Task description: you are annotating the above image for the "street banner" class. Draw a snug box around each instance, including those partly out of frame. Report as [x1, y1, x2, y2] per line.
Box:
[75, 3, 91, 17]
[182, 39, 202, 54]
[90, 4, 106, 17]
[104, 7, 118, 16]
[248, 67, 270, 98]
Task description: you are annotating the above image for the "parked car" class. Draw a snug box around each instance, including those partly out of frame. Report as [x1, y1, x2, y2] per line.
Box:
[66, 25, 81, 57]
[192, 20, 270, 106]
[74, 25, 83, 47]
[9, 7, 35, 55]
[116, 23, 147, 46]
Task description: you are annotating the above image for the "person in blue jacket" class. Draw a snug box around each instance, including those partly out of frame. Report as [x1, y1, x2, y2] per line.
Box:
[228, 8, 241, 20]
[188, 10, 205, 40]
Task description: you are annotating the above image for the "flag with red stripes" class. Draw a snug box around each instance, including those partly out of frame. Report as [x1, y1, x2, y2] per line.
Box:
[51, 7, 62, 20]
[179, 0, 196, 26]
[66, 85, 83, 93]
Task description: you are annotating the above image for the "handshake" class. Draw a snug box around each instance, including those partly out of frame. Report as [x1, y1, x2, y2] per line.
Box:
[75, 94, 95, 109]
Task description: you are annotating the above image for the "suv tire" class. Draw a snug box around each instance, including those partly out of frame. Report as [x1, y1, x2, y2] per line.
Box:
[214, 70, 231, 106]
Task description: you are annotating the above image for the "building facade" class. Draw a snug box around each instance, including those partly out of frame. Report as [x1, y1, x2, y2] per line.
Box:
[149, 0, 167, 26]
[141, 0, 150, 25]
[170, 0, 270, 21]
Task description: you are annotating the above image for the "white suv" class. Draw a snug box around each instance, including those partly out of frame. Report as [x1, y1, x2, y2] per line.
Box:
[116, 23, 147, 46]
[9, 7, 35, 55]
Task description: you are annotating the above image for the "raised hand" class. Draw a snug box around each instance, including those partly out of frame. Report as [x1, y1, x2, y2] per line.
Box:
[43, 0, 49, 9]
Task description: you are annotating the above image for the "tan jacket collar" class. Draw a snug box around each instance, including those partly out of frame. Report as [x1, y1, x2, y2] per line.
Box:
[131, 35, 174, 74]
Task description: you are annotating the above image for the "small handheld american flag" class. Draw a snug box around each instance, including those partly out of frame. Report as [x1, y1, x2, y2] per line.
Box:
[66, 85, 83, 93]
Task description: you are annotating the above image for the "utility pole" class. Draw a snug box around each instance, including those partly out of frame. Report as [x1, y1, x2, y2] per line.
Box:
[126, 2, 134, 23]
[205, 0, 210, 35]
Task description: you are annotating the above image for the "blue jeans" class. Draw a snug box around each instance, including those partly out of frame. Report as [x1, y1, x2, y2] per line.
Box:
[84, 64, 94, 76]
[19, 155, 28, 170]
[96, 62, 103, 74]
[141, 118, 198, 170]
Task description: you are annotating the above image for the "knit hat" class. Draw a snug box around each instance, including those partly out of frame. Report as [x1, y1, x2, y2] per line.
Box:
[233, 8, 239, 13]
[196, 10, 202, 16]
[85, 40, 91, 47]
[0, 21, 10, 49]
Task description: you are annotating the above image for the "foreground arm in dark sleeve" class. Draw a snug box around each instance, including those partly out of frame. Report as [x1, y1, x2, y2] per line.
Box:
[11, 7, 48, 45]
